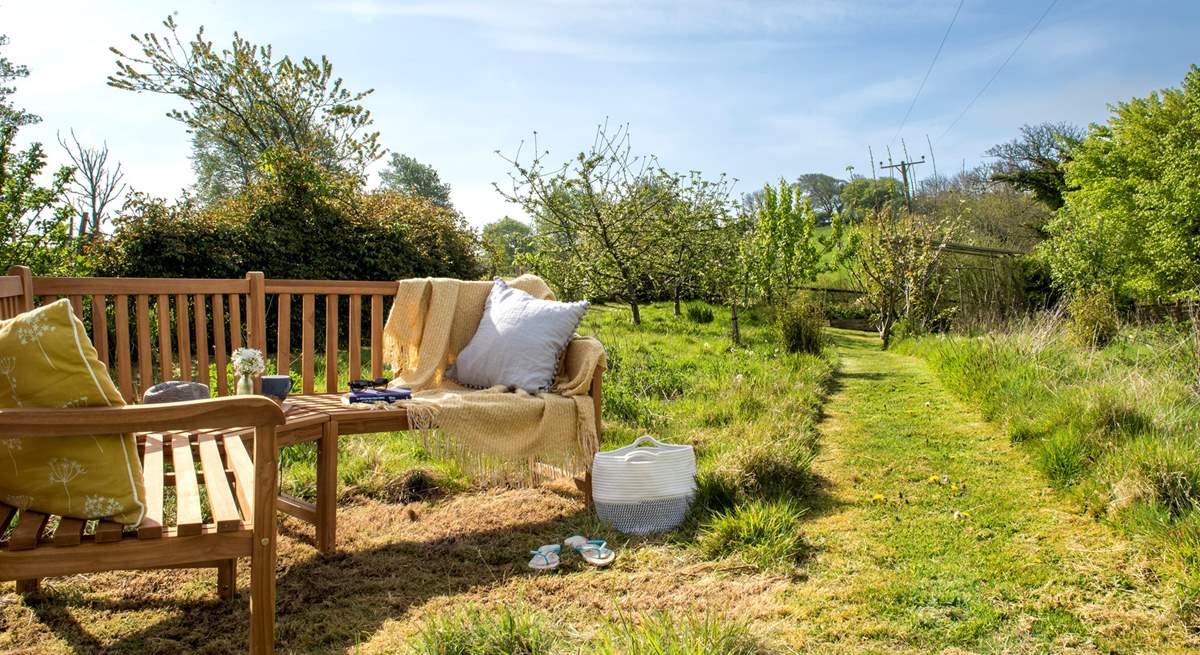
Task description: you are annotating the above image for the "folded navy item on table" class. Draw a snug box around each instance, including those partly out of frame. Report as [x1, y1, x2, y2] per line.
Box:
[343, 387, 412, 405]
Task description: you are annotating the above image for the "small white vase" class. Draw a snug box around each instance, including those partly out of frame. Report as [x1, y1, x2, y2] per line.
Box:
[236, 374, 254, 395]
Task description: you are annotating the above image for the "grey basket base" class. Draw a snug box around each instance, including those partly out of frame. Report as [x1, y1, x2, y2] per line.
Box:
[595, 494, 694, 535]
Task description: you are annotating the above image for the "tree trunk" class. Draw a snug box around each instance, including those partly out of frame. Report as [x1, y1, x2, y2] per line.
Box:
[629, 300, 641, 325]
[730, 301, 741, 345]
[673, 282, 681, 317]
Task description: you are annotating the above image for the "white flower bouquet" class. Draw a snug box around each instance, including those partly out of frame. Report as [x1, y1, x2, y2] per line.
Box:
[231, 348, 266, 395]
[231, 348, 266, 377]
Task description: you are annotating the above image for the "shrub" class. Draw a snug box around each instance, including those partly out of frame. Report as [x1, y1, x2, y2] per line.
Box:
[592, 613, 768, 655]
[1035, 428, 1090, 487]
[699, 498, 808, 569]
[776, 300, 827, 354]
[731, 431, 817, 498]
[685, 302, 715, 324]
[410, 605, 557, 655]
[1067, 291, 1119, 349]
[90, 148, 482, 281]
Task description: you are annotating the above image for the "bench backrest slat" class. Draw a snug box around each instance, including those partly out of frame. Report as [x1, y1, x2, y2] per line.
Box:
[27, 276, 261, 402]
[15, 272, 405, 401]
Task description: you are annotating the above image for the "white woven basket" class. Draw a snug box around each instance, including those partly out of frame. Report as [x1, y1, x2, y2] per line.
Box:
[592, 435, 697, 534]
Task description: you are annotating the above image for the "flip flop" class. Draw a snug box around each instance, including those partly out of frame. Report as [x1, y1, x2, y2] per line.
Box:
[565, 536, 615, 567]
[528, 544, 561, 571]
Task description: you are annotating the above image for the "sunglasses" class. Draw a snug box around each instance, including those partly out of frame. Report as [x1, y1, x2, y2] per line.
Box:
[348, 377, 390, 391]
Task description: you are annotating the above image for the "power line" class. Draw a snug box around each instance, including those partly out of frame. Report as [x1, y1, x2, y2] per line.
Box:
[938, 0, 1061, 141]
[891, 0, 964, 145]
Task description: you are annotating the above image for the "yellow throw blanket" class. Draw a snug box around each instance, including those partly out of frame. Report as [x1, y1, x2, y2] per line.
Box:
[381, 276, 606, 483]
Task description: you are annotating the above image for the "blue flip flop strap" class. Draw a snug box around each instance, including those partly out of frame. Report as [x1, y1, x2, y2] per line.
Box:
[577, 540, 609, 553]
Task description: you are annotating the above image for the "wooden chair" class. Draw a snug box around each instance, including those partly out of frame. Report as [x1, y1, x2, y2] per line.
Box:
[0, 267, 284, 655]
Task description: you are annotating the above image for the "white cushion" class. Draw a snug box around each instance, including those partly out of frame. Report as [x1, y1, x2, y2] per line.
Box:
[449, 279, 588, 393]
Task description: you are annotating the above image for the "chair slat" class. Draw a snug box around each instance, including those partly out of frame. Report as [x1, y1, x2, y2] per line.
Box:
[325, 294, 339, 392]
[136, 295, 153, 395]
[69, 295, 84, 320]
[114, 295, 134, 402]
[92, 294, 109, 368]
[197, 433, 243, 531]
[9, 510, 48, 551]
[139, 433, 164, 539]
[229, 294, 242, 350]
[193, 294, 210, 392]
[157, 294, 173, 382]
[95, 520, 124, 543]
[276, 293, 291, 376]
[0, 502, 16, 535]
[53, 517, 86, 547]
[175, 294, 191, 381]
[171, 433, 203, 536]
[302, 294, 315, 395]
[349, 295, 362, 383]
[371, 294, 383, 379]
[223, 433, 255, 522]
[212, 294, 228, 396]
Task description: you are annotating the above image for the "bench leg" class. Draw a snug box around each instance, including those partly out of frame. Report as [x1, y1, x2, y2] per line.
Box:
[250, 543, 275, 655]
[217, 559, 237, 599]
[315, 421, 338, 553]
[15, 578, 39, 594]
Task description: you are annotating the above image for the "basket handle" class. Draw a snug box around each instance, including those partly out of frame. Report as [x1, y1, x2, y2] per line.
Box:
[630, 435, 666, 449]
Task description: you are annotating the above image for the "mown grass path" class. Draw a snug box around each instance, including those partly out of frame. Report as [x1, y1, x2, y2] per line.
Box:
[783, 329, 1197, 654]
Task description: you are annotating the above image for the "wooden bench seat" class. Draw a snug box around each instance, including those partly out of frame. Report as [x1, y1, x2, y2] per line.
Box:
[1, 427, 259, 593]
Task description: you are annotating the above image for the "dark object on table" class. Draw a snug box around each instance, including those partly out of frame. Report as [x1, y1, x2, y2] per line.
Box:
[261, 374, 294, 401]
[345, 387, 411, 404]
[143, 380, 210, 404]
[348, 377, 390, 391]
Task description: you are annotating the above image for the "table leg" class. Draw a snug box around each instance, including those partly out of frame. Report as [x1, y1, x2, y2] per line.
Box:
[316, 420, 338, 553]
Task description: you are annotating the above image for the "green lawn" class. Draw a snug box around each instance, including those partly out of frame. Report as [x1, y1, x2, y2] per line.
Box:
[4, 309, 1196, 653]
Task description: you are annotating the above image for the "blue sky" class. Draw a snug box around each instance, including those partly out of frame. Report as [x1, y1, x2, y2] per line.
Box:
[3, 0, 1198, 227]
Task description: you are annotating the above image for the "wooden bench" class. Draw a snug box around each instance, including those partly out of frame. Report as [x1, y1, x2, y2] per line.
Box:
[0, 265, 284, 654]
[0, 266, 603, 652]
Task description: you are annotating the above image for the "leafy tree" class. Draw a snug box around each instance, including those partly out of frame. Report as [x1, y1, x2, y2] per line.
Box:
[109, 15, 381, 203]
[1046, 66, 1200, 302]
[380, 153, 453, 208]
[847, 208, 958, 348]
[748, 179, 835, 302]
[481, 217, 534, 276]
[986, 122, 1083, 210]
[657, 171, 734, 315]
[0, 35, 75, 274]
[840, 176, 902, 221]
[794, 173, 845, 224]
[1, 35, 37, 128]
[497, 123, 678, 325]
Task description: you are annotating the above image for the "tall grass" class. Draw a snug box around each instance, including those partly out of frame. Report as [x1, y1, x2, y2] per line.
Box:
[897, 318, 1200, 618]
[581, 302, 836, 571]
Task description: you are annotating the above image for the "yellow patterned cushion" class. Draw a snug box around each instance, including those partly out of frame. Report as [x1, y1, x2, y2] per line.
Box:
[0, 299, 145, 525]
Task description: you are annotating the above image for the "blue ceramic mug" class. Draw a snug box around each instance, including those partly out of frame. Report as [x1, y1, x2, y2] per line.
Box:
[261, 375, 294, 402]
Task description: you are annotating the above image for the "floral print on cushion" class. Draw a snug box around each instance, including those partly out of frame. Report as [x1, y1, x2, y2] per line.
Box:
[0, 299, 145, 525]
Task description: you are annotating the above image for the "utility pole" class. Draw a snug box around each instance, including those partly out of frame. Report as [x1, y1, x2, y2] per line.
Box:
[879, 152, 925, 213]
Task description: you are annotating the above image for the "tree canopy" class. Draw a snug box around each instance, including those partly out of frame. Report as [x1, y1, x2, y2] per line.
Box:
[985, 122, 1083, 210]
[0, 35, 75, 274]
[380, 153, 453, 208]
[109, 15, 382, 203]
[1044, 66, 1200, 301]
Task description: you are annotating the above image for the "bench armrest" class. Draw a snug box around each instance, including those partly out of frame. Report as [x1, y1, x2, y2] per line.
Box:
[553, 336, 608, 397]
[0, 396, 285, 438]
